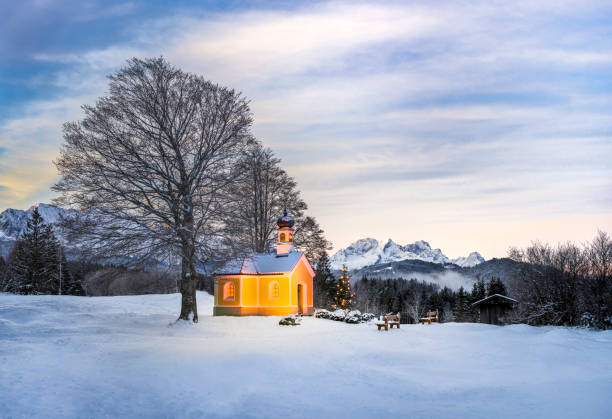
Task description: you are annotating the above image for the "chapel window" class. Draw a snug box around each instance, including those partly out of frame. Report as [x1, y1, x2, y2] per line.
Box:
[224, 282, 235, 300]
[271, 282, 280, 298]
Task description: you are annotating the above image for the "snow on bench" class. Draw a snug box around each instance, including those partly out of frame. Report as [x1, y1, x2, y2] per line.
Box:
[376, 313, 400, 331]
[420, 310, 439, 325]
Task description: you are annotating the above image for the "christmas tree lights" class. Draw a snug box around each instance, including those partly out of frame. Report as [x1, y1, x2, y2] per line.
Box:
[332, 265, 354, 310]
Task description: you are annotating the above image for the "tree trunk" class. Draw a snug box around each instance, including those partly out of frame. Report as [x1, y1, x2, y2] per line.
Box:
[178, 219, 198, 322]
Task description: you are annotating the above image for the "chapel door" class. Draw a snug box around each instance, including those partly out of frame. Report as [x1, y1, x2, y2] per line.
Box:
[297, 284, 303, 314]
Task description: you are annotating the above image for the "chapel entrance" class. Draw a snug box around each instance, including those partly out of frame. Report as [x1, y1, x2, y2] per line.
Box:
[297, 284, 303, 314]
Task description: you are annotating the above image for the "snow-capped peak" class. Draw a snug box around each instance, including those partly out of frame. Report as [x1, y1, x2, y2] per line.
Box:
[451, 252, 485, 268]
[330, 238, 485, 270]
[329, 238, 382, 270]
[0, 203, 73, 241]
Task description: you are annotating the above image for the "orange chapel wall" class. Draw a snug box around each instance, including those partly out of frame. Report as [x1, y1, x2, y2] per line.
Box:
[216, 275, 292, 308]
[215, 260, 313, 315]
[258, 276, 290, 307]
[216, 277, 240, 306]
[290, 259, 314, 308]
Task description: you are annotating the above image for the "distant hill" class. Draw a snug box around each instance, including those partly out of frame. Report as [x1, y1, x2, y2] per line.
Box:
[345, 257, 530, 292]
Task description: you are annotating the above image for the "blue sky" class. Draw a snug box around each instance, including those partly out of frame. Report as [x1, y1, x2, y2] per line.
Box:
[1, 0, 611, 258]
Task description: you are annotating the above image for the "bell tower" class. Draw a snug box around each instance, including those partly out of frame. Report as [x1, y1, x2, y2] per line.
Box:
[276, 209, 294, 256]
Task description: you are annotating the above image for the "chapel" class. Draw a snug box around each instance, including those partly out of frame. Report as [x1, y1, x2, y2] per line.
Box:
[213, 210, 315, 316]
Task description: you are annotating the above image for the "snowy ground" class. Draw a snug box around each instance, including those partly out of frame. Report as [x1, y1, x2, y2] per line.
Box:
[1, 292, 611, 419]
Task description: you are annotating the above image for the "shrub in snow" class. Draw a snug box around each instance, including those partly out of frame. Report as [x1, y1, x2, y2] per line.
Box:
[581, 312, 596, 328]
[360, 313, 376, 322]
[315, 309, 331, 319]
[330, 309, 347, 321]
[344, 310, 362, 324]
[279, 316, 301, 326]
[315, 309, 376, 324]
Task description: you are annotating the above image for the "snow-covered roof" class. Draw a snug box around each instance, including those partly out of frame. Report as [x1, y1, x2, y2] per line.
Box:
[471, 293, 518, 307]
[216, 251, 305, 275]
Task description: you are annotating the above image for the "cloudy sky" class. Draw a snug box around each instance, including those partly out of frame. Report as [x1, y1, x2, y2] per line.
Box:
[1, 0, 611, 258]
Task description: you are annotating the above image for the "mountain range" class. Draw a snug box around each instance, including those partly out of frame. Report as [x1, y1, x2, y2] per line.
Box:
[330, 238, 485, 270]
[0, 203, 77, 259]
[2, 204, 524, 292]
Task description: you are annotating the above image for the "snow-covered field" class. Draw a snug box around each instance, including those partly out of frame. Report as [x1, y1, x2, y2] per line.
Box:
[1, 292, 611, 419]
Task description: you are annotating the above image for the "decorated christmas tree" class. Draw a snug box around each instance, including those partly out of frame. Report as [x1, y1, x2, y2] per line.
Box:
[333, 265, 354, 310]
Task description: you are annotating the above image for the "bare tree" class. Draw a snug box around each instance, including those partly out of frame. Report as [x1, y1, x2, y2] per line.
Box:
[509, 233, 611, 327]
[53, 57, 252, 322]
[225, 142, 331, 260]
[589, 230, 612, 282]
[405, 290, 424, 324]
[585, 230, 612, 327]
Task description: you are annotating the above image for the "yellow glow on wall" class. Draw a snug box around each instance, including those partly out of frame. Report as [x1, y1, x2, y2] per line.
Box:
[223, 282, 235, 300]
[214, 255, 315, 316]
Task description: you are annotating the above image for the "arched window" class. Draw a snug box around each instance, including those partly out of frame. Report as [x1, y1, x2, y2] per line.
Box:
[223, 282, 235, 300]
[270, 282, 280, 299]
[280, 233, 286, 242]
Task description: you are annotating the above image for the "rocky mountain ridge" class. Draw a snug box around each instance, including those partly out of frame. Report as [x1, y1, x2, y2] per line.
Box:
[330, 237, 484, 270]
[0, 203, 76, 258]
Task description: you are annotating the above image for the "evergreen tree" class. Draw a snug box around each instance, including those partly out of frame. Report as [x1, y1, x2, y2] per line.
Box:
[453, 286, 470, 322]
[58, 250, 85, 296]
[487, 277, 507, 296]
[4, 207, 66, 294]
[333, 265, 354, 310]
[313, 252, 336, 308]
[470, 279, 486, 321]
[471, 279, 486, 301]
[0, 256, 7, 291]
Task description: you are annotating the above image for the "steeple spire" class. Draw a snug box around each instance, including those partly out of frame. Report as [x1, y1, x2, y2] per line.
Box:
[276, 210, 294, 256]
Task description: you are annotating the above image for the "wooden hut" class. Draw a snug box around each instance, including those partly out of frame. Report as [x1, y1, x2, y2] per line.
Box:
[471, 294, 518, 325]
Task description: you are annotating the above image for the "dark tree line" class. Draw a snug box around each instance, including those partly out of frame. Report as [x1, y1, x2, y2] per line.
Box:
[311, 252, 508, 324]
[508, 230, 612, 328]
[350, 277, 504, 323]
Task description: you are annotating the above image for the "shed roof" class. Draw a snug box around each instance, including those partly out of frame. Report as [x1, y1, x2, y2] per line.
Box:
[216, 251, 304, 275]
[471, 294, 518, 307]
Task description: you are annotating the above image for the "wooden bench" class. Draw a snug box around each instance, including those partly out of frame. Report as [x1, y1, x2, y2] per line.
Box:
[376, 313, 401, 331]
[419, 310, 439, 325]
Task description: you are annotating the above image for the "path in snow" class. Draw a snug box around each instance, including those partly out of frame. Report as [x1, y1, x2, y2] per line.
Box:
[1, 292, 611, 418]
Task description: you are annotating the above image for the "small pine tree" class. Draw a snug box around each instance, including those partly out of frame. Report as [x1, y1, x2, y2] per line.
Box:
[454, 286, 470, 322]
[471, 279, 486, 301]
[313, 252, 336, 308]
[0, 255, 8, 291]
[333, 265, 354, 310]
[58, 250, 85, 296]
[487, 277, 507, 296]
[5, 207, 67, 294]
[470, 279, 486, 321]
